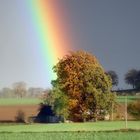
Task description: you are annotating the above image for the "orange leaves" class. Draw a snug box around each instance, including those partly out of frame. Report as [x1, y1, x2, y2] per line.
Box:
[69, 99, 79, 109]
[52, 50, 114, 122]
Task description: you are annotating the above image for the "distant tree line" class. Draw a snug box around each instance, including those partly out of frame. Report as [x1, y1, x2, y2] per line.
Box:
[106, 69, 140, 90]
[0, 82, 45, 98]
[0, 69, 140, 98]
[125, 69, 140, 90]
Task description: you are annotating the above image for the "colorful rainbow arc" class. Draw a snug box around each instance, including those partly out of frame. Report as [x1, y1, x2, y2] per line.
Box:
[27, 0, 73, 82]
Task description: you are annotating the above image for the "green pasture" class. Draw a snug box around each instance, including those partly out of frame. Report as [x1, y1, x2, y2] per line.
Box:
[116, 96, 140, 103]
[0, 96, 140, 106]
[0, 131, 140, 140]
[0, 121, 139, 132]
[0, 98, 41, 106]
[0, 121, 140, 140]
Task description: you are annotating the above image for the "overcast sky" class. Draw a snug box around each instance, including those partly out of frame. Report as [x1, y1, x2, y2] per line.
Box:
[0, 0, 140, 89]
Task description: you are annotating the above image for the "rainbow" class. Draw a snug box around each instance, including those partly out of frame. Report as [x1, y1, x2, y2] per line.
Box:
[26, 0, 74, 85]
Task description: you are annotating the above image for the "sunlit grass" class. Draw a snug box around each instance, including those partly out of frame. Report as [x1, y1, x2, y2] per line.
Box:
[0, 122, 139, 140]
[0, 121, 139, 132]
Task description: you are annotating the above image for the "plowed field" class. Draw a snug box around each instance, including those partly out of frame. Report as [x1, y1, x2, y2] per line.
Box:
[0, 105, 39, 122]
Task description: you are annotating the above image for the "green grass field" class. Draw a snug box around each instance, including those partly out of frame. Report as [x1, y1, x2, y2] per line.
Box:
[0, 121, 140, 132]
[0, 121, 140, 140]
[0, 98, 41, 105]
[0, 97, 140, 139]
[116, 96, 140, 103]
[0, 131, 139, 140]
[0, 96, 139, 106]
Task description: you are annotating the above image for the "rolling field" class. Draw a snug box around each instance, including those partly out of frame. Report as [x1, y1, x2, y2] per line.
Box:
[0, 96, 139, 106]
[0, 121, 140, 140]
[0, 98, 41, 106]
[0, 98, 40, 122]
[0, 98, 139, 139]
[0, 96, 139, 122]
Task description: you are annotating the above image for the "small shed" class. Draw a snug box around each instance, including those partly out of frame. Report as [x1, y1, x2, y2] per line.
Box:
[34, 105, 63, 123]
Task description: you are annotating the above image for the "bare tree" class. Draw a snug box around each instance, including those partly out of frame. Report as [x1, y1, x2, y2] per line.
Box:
[13, 82, 27, 98]
[28, 87, 44, 98]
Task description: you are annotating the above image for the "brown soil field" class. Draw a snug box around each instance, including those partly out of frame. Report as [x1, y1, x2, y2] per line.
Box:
[0, 105, 39, 122]
[0, 104, 134, 122]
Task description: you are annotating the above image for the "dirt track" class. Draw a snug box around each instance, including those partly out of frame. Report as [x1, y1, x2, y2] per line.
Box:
[0, 105, 39, 122]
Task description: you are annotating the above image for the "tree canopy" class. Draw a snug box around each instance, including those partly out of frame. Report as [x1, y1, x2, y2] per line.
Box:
[52, 51, 115, 122]
[124, 69, 140, 89]
[106, 70, 119, 87]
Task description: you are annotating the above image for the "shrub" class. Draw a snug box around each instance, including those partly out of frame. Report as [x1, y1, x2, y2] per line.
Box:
[128, 99, 140, 120]
[15, 110, 25, 123]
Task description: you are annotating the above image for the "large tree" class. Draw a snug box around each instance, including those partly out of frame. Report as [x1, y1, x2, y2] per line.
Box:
[106, 70, 118, 87]
[124, 69, 139, 89]
[52, 51, 115, 122]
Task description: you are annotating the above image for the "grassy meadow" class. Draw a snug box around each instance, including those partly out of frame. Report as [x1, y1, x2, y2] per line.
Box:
[0, 96, 139, 106]
[116, 96, 140, 103]
[0, 121, 140, 140]
[0, 121, 140, 132]
[0, 98, 41, 106]
[0, 131, 140, 140]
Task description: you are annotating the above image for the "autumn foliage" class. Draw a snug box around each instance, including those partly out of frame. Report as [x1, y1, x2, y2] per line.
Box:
[52, 51, 115, 122]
